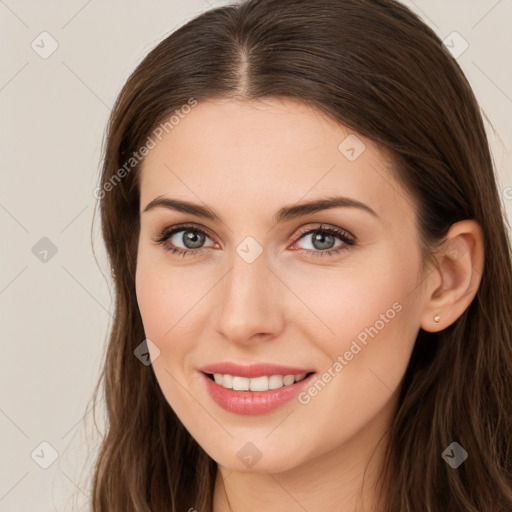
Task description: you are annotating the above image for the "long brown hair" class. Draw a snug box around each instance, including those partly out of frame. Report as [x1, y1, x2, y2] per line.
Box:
[88, 0, 512, 510]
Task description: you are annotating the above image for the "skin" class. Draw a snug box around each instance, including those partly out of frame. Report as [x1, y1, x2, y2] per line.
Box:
[135, 97, 484, 511]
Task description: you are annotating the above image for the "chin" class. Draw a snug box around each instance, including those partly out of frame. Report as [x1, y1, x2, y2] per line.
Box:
[201, 438, 306, 474]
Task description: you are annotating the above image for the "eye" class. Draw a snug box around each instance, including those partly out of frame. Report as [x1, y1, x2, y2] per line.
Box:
[291, 224, 356, 259]
[152, 223, 216, 257]
[152, 222, 356, 259]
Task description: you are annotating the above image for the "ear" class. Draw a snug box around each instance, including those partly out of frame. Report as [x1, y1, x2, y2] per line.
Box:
[420, 220, 484, 332]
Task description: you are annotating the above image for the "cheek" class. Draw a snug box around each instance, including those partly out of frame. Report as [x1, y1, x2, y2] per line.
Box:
[134, 253, 217, 391]
[135, 261, 197, 409]
[289, 253, 415, 345]
[135, 268, 170, 340]
[135, 241, 181, 354]
[291, 286, 417, 461]
[292, 249, 421, 402]
[135, 249, 207, 340]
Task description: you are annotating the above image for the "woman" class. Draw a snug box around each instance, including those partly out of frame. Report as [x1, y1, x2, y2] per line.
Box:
[89, 0, 512, 510]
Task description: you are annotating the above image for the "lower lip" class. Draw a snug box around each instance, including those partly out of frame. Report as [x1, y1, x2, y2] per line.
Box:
[200, 371, 316, 415]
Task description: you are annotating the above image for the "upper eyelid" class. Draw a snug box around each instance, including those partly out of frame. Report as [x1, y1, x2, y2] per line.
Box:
[156, 223, 215, 242]
[296, 224, 355, 240]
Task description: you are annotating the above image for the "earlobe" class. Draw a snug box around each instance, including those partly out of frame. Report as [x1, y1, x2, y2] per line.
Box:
[420, 220, 484, 333]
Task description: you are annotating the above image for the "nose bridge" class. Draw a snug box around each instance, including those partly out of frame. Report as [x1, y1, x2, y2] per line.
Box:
[214, 247, 284, 343]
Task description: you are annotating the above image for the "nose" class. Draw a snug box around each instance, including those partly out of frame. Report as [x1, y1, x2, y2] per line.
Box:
[213, 251, 286, 345]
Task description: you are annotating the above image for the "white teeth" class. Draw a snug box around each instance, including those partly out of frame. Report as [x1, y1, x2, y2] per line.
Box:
[211, 372, 309, 391]
[249, 376, 268, 391]
[232, 376, 249, 391]
[222, 374, 233, 389]
[283, 374, 295, 385]
[268, 375, 283, 389]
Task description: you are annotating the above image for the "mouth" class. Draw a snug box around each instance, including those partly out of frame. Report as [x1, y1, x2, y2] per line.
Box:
[200, 370, 317, 415]
[202, 371, 316, 392]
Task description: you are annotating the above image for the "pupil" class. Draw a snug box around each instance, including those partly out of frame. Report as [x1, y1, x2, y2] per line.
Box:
[184, 230, 205, 249]
[313, 232, 334, 250]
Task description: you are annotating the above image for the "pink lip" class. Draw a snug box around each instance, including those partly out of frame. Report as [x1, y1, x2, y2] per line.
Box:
[199, 362, 315, 378]
[199, 367, 317, 416]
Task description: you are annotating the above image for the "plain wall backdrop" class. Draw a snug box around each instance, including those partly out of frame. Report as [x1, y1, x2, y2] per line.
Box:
[1, 1, 511, 511]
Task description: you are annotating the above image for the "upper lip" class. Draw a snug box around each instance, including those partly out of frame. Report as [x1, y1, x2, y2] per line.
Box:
[199, 362, 316, 378]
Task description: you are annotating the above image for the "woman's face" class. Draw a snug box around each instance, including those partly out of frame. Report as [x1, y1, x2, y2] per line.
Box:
[135, 97, 429, 473]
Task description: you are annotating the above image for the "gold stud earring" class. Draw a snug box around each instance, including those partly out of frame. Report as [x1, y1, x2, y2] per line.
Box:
[434, 314, 440, 323]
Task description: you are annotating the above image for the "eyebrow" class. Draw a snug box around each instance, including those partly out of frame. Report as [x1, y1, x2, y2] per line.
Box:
[142, 195, 379, 223]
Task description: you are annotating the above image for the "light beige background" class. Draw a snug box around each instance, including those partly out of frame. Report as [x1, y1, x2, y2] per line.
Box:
[1, 1, 511, 511]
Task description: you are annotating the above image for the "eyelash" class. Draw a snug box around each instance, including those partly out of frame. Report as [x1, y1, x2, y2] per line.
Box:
[152, 223, 356, 259]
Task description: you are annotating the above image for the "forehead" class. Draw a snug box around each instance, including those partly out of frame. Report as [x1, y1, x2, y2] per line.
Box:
[138, 97, 409, 223]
